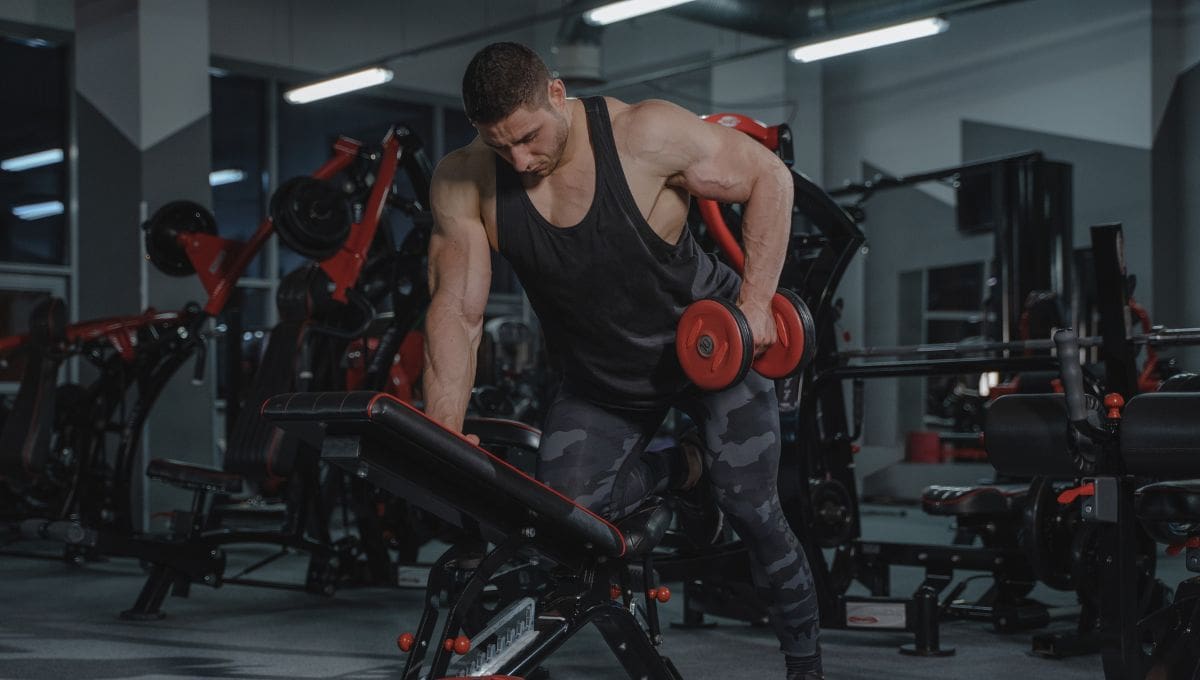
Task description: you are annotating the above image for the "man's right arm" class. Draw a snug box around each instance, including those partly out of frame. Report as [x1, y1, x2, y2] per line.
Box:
[422, 150, 492, 434]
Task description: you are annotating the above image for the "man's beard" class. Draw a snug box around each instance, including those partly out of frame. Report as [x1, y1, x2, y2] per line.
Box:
[526, 111, 570, 178]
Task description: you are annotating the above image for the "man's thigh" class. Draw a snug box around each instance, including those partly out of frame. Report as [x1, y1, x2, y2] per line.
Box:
[681, 373, 782, 497]
[535, 390, 663, 516]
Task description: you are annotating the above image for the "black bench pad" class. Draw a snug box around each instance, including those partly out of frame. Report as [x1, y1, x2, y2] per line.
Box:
[262, 392, 630, 562]
[985, 395, 1079, 478]
[1135, 480, 1200, 545]
[921, 483, 1028, 517]
[1122, 393, 1200, 477]
[146, 458, 244, 495]
[1135, 481, 1200, 523]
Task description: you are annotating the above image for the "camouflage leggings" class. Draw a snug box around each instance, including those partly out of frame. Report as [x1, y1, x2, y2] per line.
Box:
[535, 372, 820, 657]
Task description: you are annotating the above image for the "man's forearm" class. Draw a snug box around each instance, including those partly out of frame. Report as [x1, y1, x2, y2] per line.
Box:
[736, 164, 794, 306]
[422, 303, 479, 433]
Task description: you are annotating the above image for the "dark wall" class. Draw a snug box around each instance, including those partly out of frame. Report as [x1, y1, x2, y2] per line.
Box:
[1151, 59, 1200, 369]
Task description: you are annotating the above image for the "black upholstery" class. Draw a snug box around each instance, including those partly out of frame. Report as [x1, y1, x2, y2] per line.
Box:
[1121, 393, 1200, 477]
[0, 298, 67, 479]
[1135, 480, 1200, 545]
[221, 320, 307, 480]
[146, 458, 244, 495]
[1135, 481, 1200, 522]
[921, 483, 1028, 517]
[263, 391, 629, 561]
[1159, 373, 1200, 392]
[462, 417, 541, 452]
[984, 395, 1079, 477]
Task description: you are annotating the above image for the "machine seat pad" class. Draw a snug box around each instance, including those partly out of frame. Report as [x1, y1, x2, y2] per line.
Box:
[1122, 393, 1200, 477]
[262, 392, 629, 561]
[1135, 480, 1200, 524]
[146, 458, 244, 495]
[921, 483, 1028, 517]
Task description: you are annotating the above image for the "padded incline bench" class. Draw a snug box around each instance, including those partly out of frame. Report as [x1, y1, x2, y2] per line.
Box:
[263, 391, 683, 680]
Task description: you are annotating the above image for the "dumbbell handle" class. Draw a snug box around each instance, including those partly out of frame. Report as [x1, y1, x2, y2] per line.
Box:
[1053, 328, 1089, 424]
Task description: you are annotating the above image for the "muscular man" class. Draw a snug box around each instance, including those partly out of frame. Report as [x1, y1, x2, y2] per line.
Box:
[423, 42, 822, 680]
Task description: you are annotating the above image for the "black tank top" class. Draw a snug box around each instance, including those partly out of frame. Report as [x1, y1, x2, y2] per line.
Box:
[495, 96, 740, 410]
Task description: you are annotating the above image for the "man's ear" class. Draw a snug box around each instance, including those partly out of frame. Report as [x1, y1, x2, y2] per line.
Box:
[547, 78, 566, 108]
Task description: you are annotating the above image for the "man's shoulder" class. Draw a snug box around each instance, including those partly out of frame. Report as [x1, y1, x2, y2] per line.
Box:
[612, 98, 688, 125]
[434, 141, 493, 188]
[609, 98, 695, 155]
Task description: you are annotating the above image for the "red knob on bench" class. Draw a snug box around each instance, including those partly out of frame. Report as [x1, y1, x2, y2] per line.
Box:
[397, 632, 414, 652]
[647, 588, 658, 600]
[444, 638, 455, 652]
[454, 635, 471, 655]
[1104, 393, 1125, 420]
[655, 586, 671, 603]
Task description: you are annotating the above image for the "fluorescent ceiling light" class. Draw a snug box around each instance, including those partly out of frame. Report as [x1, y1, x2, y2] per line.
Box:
[2, 148, 64, 172]
[789, 17, 948, 63]
[12, 201, 64, 221]
[209, 169, 246, 186]
[283, 67, 394, 104]
[583, 0, 696, 26]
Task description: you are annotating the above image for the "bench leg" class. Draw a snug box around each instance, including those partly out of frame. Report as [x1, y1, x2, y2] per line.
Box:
[119, 563, 177, 620]
[592, 604, 683, 680]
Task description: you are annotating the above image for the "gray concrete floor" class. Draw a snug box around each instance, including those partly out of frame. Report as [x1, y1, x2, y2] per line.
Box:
[0, 504, 1173, 679]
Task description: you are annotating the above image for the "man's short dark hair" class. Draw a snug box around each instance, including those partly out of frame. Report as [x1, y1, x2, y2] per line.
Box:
[462, 42, 552, 124]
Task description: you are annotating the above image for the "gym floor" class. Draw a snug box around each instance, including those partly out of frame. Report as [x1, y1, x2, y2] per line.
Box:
[2, 504, 1177, 680]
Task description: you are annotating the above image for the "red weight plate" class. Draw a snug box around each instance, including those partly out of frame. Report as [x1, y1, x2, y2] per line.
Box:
[792, 289, 818, 372]
[676, 298, 752, 391]
[753, 289, 810, 379]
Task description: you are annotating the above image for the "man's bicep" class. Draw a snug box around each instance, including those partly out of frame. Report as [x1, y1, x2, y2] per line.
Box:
[430, 153, 492, 317]
[428, 214, 492, 324]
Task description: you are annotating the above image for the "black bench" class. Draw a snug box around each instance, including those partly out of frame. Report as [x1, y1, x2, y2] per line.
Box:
[1126, 393, 1200, 553]
[264, 391, 682, 680]
[1123, 392, 1200, 679]
[921, 483, 1029, 519]
[121, 265, 366, 619]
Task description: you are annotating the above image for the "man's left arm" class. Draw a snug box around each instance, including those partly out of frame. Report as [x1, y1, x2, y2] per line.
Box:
[632, 100, 794, 353]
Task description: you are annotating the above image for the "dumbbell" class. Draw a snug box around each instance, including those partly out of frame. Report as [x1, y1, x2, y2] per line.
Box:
[676, 288, 815, 391]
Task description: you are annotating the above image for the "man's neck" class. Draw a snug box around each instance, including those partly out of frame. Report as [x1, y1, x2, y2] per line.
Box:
[554, 98, 587, 174]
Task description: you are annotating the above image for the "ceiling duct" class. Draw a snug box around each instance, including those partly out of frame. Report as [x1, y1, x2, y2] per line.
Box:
[554, 3, 606, 87]
[666, 0, 1020, 41]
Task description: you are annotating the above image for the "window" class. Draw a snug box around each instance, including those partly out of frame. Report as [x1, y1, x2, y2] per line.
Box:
[211, 73, 269, 277]
[921, 261, 991, 435]
[0, 37, 69, 265]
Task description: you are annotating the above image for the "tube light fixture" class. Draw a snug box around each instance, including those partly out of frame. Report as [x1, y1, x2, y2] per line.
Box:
[1, 148, 64, 172]
[583, 0, 696, 26]
[283, 67, 395, 105]
[208, 169, 246, 186]
[12, 201, 65, 221]
[789, 17, 948, 63]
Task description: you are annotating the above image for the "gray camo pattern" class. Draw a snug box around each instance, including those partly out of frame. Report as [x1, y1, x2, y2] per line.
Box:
[535, 372, 820, 657]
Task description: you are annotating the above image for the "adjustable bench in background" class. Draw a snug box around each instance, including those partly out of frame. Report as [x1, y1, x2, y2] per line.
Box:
[264, 391, 683, 680]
